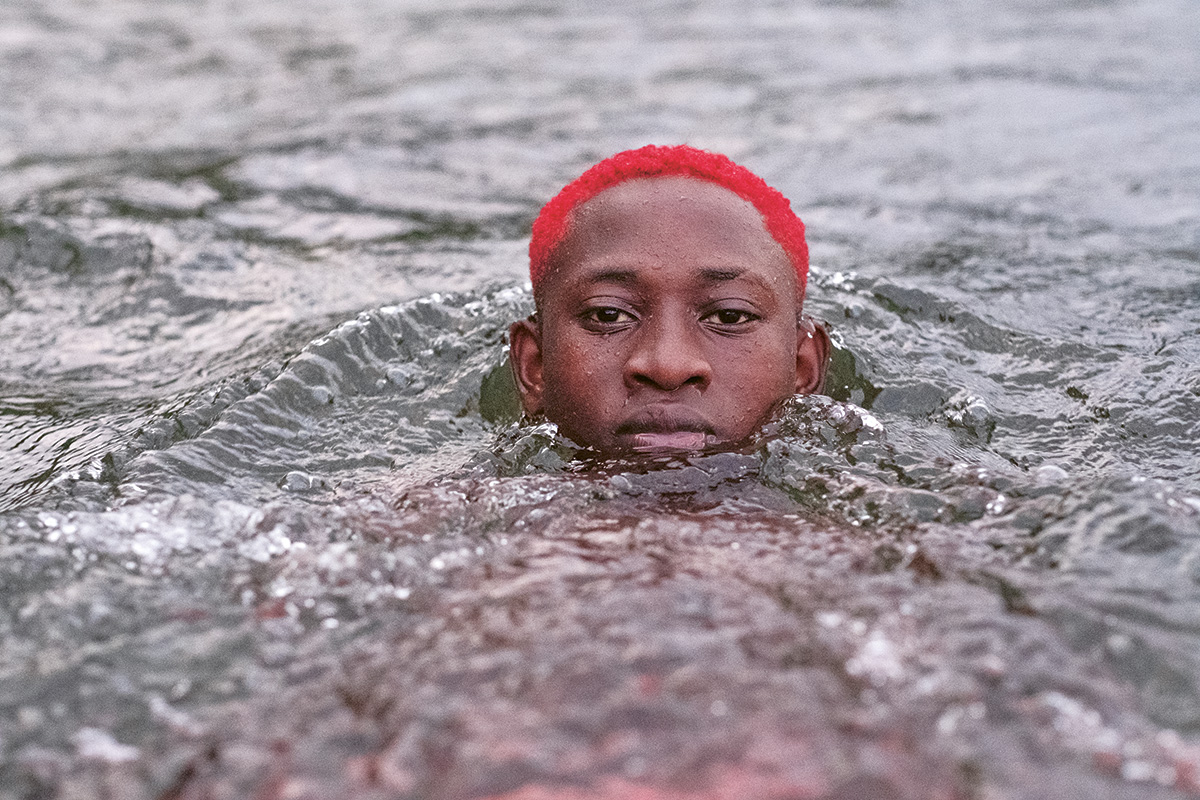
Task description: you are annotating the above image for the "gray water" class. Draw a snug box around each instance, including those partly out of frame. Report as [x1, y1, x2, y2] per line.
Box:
[2, 1, 1199, 798]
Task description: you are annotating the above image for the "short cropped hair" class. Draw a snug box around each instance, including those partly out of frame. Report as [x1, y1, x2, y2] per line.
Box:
[528, 144, 809, 301]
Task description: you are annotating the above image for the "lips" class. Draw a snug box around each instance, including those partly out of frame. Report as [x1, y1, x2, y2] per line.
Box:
[630, 430, 708, 451]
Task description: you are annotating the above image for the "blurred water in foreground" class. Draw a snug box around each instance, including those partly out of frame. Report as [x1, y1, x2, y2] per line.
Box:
[1, 1, 1199, 798]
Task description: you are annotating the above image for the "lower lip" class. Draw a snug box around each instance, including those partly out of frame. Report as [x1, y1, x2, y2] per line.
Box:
[631, 431, 708, 451]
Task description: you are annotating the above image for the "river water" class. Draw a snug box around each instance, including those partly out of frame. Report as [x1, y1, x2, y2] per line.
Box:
[2, 1, 1199, 798]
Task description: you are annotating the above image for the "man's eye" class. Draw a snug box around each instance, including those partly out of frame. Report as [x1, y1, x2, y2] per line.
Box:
[584, 307, 634, 325]
[705, 309, 757, 326]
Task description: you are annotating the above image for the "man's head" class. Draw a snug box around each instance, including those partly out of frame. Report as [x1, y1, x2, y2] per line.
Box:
[510, 145, 829, 455]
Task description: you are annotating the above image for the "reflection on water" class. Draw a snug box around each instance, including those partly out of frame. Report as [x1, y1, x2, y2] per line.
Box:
[2, 0, 1200, 798]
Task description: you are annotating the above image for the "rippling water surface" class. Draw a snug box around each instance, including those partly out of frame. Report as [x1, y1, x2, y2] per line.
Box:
[2, 1, 1199, 798]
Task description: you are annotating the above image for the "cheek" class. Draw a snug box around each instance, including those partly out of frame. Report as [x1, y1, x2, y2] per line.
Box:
[542, 337, 623, 404]
[717, 334, 797, 400]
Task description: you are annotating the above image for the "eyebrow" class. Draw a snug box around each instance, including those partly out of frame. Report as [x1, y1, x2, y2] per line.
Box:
[586, 268, 638, 285]
[582, 266, 765, 287]
[699, 267, 778, 296]
[698, 268, 745, 283]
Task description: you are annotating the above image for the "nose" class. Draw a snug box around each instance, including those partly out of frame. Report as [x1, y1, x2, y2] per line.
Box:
[624, 311, 712, 392]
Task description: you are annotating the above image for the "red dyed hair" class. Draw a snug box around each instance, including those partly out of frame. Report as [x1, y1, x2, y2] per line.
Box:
[529, 144, 809, 301]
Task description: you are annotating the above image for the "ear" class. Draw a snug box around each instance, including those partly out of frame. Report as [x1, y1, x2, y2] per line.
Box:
[795, 316, 831, 395]
[508, 317, 546, 416]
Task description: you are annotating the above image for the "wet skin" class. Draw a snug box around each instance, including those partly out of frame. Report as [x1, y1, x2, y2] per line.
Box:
[509, 176, 830, 455]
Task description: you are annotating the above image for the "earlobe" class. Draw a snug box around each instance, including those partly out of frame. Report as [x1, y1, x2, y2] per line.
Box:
[508, 317, 546, 415]
[795, 316, 831, 395]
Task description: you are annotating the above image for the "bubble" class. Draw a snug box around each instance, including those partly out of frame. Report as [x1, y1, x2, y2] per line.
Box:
[73, 728, 139, 763]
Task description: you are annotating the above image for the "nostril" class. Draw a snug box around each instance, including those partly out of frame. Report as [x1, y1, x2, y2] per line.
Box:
[629, 367, 709, 392]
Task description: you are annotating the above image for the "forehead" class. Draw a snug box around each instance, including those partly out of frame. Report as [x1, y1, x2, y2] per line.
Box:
[557, 176, 787, 268]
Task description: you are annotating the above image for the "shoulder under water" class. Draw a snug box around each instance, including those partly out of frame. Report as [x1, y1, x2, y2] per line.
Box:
[4, 280, 1200, 799]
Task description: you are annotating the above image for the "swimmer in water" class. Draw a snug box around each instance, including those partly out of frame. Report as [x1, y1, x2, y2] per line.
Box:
[509, 144, 830, 454]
